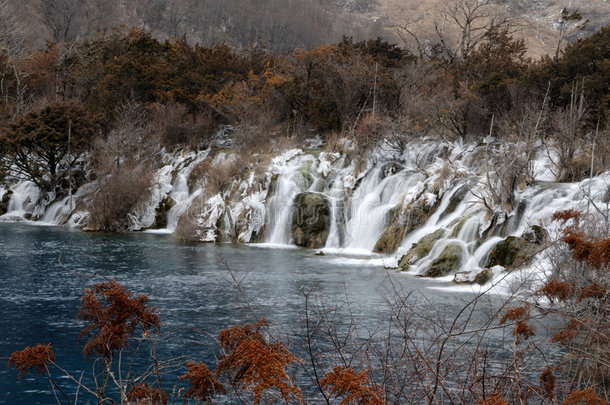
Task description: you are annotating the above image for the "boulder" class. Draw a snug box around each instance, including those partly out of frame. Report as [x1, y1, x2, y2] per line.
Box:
[485, 236, 541, 269]
[153, 196, 174, 229]
[439, 185, 468, 219]
[521, 225, 548, 245]
[423, 242, 463, 277]
[291, 192, 331, 249]
[0, 189, 13, 215]
[453, 268, 494, 285]
[380, 162, 404, 179]
[374, 204, 406, 254]
[398, 229, 446, 270]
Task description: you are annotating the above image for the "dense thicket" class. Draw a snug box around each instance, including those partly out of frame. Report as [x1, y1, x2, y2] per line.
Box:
[1, 19, 610, 200]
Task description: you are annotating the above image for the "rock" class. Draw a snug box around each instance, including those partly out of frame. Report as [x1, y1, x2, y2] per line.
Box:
[439, 185, 468, 219]
[267, 174, 279, 196]
[453, 268, 494, 285]
[0, 189, 13, 215]
[521, 225, 548, 245]
[398, 229, 446, 270]
[291, 192, 331, 249]
[374, 204, 406, 254]
[315, 250, 325, 256]
[153, 196, 174, 229]
[474, 268, 494, 284]
[380, 162, 404, 179]
[485, 236, 541, 269]
[376, 198, 434, 255]
[423, 242, 463, 277]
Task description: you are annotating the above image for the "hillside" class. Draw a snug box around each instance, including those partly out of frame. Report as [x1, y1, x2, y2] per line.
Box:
[8, 0, 610, 57]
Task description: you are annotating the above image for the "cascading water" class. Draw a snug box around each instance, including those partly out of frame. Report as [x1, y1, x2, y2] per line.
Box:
[1, 138, 608, 288]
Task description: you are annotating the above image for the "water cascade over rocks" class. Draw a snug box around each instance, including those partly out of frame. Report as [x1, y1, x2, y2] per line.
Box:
[2, 138, 609, 286]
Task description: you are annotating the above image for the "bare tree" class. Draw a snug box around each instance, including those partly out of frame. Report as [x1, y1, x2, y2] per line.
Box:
[554, 8, 588, 60]
[433, 0, 513, 62]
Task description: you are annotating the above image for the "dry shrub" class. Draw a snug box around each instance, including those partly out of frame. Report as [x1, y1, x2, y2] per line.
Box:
[87, 165, 154, 231]
[149, 103, 217, 148]
[540, 366, 556, 401]
[353, 112, 389, 151]
[320, 366, 385, 405]
[544, 210, 610, 396]
[180, 362, 226, 402]
[78, 280, 160, 359]
[127, 383, 167, 405]
[8, 344, 55, 378]
[477, 394, 510, 405]
[562, 388, 608, 405]
[537, 277, 573, 302]
[216, 318, 301, 404]
[499, 305, 529, 325]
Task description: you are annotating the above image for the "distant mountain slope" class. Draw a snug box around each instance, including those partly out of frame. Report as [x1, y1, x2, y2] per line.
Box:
[372, 0, 610, 57]
[8, 0, 610, 57]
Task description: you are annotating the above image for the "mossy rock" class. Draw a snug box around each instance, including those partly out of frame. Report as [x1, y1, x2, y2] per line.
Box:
[423, 242, 463, 277]
[153, 197, 175, 229]
[374, 204, 406, 254]
[453, 268, 494, 285]
[267, 174, 279, 196]
[521, 225, 547, 245]
[440, 185, 468, 219]
[404, 200, 428, 235]
[0, 189, 13, 215]
[485, 236, 541, 269]
[291, 192, 331, 249]
[398, 228, 446, 270]
[380, 162, 404, 179]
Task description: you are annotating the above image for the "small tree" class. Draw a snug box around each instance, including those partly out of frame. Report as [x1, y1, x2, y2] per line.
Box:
[0, 101, 97, 192]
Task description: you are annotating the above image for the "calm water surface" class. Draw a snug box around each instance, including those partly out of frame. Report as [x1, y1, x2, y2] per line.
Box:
[0, 222, 481, 404]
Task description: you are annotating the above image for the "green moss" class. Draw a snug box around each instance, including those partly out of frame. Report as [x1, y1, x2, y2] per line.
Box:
[424, 243, 463, 277]
[0, 189, 13, 215]
[399, 229, 446, 270]
[486, 236, 541, 269]
[267, 174, 279, 196]
[374, 204, 405, 254]
[291, 192, 331, 248]
[521, 225, 547, 245]
[153, 197, 175, 229]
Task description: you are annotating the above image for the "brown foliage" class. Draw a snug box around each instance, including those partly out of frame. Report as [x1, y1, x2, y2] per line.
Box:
[560, 230, 610, 270]
[537, 278, 573, 302]
[577, 282, 608, 302]
[180, 361, 225, 403]
[499, 305, 529, 325]
[562, 388, 608, 405]
[87, 165, 154, 231]
[540, 365, 556, 401]
[216, 318, 301, 404]
[320, 366, 385, 405]
[127, 383, 167, 405]
[513, 320, 536, 341]
[7, 344, 55, 378]
[477, 394, 510, 405]
[78, 280, 160, 358]
[552, 209, 582, 224]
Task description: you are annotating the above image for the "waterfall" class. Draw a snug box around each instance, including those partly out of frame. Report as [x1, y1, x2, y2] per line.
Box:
[1, 138, 608, 287]
[266, 153, 312, 245]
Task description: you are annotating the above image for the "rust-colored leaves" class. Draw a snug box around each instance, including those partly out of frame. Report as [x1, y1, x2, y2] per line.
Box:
[77, 280, 160, 358]
[180, 362, 225, 403]
[320, 366, 385, 405]
[216, 318, 300, 404]
[8, 344, 55, 378]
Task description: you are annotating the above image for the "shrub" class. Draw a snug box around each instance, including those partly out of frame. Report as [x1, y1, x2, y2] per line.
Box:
[87, 165, 154, 231]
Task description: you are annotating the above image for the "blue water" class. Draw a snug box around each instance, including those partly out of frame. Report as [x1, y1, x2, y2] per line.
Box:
[0, 222, 486, 404]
